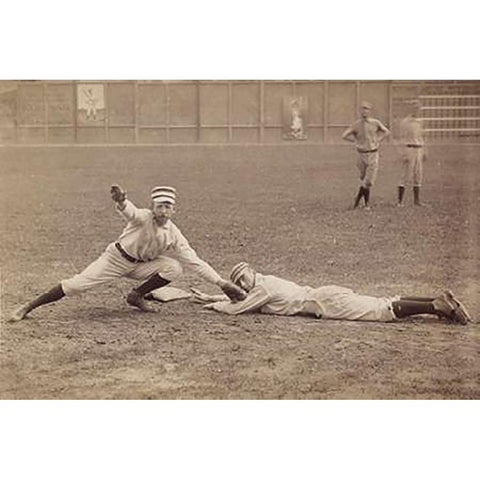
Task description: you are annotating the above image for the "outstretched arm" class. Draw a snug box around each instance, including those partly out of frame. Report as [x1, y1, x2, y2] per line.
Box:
[202, 285, 270, 315]
[172, 227, 246, 301]
[110, 185, 150, 224]
[191, 287, 228, 304]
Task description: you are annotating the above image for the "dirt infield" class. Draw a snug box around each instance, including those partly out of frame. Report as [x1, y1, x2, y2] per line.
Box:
[1, 144, 479, 399]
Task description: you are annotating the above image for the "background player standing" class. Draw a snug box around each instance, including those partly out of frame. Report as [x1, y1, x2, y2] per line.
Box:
[9, 184, 246, 321]
[191, 262, 472, 325]
[342, 101, 390, 209]
[397, 100, 426, 206]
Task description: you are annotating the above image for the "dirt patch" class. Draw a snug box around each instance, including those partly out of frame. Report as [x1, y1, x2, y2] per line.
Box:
[1, 145, 479, 398]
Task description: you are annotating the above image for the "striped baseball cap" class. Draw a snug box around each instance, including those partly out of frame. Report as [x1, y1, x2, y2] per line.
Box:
[151, 186, 176, 204]
[230, 262, 250, 284]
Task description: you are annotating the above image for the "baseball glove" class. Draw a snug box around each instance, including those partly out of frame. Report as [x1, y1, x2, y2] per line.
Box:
[110, 184, 127, 203]
[219, 281, 247, 302]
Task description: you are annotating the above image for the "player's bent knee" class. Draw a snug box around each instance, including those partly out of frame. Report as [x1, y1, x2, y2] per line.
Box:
[61, 277, 92, 296]
[161, 260, 183, 281]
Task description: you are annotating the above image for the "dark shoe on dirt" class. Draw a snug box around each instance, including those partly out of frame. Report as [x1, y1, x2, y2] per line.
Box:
[432, 292, 456, 320]
[442, 290, 472, 325]
[433, 291, 471, 325]
[126, 290, 156, 313]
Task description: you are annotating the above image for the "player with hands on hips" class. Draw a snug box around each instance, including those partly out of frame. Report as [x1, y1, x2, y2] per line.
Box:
[342, 101, 390, 209]
[9, 184, 246, 322]
[191, 262, 472, 325]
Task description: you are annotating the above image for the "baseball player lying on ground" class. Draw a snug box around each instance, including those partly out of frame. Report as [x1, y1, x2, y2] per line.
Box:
[9, 184, 246, 322]
[190, 262, 472, 325]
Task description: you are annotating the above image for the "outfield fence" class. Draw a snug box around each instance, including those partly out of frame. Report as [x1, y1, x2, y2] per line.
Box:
[1, 80, 479, 145]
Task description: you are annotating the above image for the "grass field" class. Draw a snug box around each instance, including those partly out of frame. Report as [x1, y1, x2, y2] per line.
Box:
[0, 144, 479, 399]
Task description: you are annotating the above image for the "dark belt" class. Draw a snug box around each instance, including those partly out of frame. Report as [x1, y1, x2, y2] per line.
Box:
[406, 144, 423, 148]
[357, 148, 378, 153]
[115, 242, 143, 263]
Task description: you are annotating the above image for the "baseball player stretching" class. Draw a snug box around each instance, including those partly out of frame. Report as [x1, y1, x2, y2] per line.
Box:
[397, 100, 426, 206]
[191, 262, 471, 325]
[342, 101, 390, 209]
[9, 185, 246, 322]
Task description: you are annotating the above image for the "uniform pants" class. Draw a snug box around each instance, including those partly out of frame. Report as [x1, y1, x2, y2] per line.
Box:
[399, 147, 424, 187]
[61, 243, 182, 295]
[307, 285, 397, 322]
[357, 151, 379, 188]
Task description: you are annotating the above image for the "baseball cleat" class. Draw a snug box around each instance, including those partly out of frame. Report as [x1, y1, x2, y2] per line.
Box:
[442, 290, 472, 325]
[432, 293, 457, 321]
[8, 304, 30, 322]
[433, 291, 471, 325]
[126, 290, 156, 313]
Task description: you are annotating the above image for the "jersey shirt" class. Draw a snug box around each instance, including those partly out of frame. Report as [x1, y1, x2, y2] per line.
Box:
[209, 273, 324, 317]
[114, 200, 222, 284]
[399, 115, 424, 146]
[343, 117, 389, 151]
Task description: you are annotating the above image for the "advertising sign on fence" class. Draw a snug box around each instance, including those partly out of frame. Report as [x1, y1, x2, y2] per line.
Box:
[77, 84, 105, 125]
[282, 96, 308, 140]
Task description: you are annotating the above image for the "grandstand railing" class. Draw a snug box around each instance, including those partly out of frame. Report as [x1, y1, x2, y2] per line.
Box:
[419, 95, 480, 140]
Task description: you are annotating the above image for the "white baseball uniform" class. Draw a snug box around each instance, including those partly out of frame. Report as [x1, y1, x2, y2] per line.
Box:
[343, 117, 390, 187]
[209, 273, 397, 321]
[61, 199, 221, 295]
[398, 115, 425, 187]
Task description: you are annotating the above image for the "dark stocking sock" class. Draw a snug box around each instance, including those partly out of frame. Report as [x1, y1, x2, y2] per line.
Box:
[413, 186, 421, 205]
[392, 299, 436, 318]
[354, 187, 365, 208]
[134, 274, 170, 296]
[24, 284, 65, 315]
[363, 187, 370, 206]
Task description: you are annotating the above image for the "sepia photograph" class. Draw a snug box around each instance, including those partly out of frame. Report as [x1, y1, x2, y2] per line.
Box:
[1, 2, 478, 479]
[2, 78, 478, 400]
